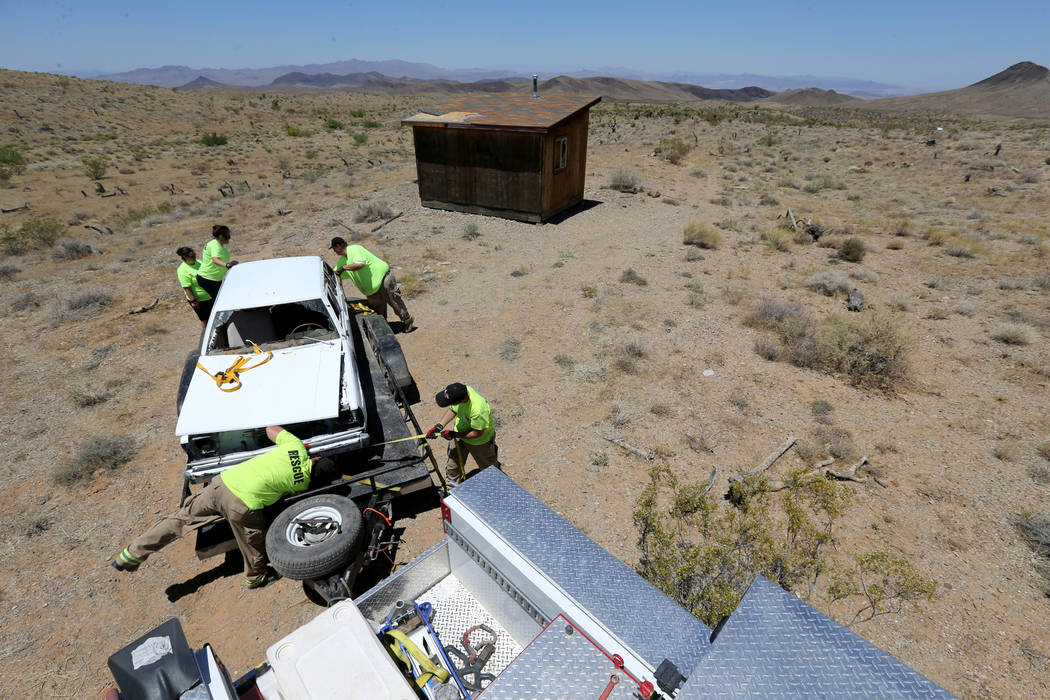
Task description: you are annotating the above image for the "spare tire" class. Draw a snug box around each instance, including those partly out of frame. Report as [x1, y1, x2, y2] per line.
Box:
[265, 494, 363, 580]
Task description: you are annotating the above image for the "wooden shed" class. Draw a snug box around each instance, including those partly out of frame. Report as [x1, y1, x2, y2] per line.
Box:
[402, 93, 601, 222]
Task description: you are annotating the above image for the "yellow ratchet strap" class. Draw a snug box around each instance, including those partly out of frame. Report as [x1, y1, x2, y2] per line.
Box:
[384, 629, 449, 689]
[348, 302, 375, 315]
[196, 342, 273, 392]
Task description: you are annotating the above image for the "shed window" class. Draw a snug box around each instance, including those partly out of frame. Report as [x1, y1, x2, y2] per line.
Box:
[554, 136, 568, 172]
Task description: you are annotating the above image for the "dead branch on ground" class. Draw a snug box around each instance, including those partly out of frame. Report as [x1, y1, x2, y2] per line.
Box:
[1, 203, 30, 213]
[127, 298, 158, 315]
[371, 212, 403, 232]
[601, 435, 655, 460]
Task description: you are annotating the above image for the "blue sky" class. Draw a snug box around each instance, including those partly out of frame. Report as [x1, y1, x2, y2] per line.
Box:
[1, 0, 1047, 89]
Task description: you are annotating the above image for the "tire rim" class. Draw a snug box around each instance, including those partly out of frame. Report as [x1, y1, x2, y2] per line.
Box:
[286, 505, 343, 547]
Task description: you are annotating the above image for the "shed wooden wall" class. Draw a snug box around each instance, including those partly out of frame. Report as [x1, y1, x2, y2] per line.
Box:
[541, 111, 590, 218]
[412, 127, 543, 218]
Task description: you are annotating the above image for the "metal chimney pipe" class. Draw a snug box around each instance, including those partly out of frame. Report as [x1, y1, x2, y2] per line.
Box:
[532, 74, 538, 98]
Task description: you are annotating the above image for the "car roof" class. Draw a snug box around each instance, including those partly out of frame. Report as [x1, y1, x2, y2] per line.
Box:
[213, 256, 329, 311]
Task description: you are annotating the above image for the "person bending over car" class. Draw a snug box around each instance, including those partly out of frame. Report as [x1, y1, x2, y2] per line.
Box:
[112, 426, 335, 589]
[329, 235, 413, 332]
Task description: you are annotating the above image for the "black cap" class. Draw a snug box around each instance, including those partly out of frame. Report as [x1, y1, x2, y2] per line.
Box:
[435, 383, 468, 407]
[329, 236, 347, 249]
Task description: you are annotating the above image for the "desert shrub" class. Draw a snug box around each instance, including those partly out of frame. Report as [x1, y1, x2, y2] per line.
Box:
[0, 262, 19, 280]
[802, 174, 846, 193]
[462, 222, 480, 240]
[760, 229, 792, 251]
[52, 241, 97, 260]
[590, 450, 609, 466]
[398, 271, 427, 298]
[815, 311, 911, 391]
[623, 341, 646, 358]
[620, 268, 648, 286]
[993, 440, 1020, 462]
[745, 298, 805, 333]
[683, 222, 722, 249]
[944, 236, 981, 258]
[828, 551, 938, 625]
[499, 338, 520, 362]
[70, 387, 113, 407]
[656, 136, 692, 165]
[8, 291, 37, 311]
[1, 218, 63, 255]
[349, 108, 366, 118]
[0, 145, 26, 171]
[284, 124, 307, 137]
[805, 270, 850, 296]
[115, 202, 173, 227]
[57, 289, 112, 322]
[991, 323, 1034, 345]
[997, 278, 1025, 290]
[362, 119, 381, 129]
[837, 237, 866, 262]
[352, 132, 368, 145]
[1013, 511, 1050, 589]
[200, 132, 228, 147]
[759, 194, 780, 206]
[353, 201, 394, 223]
[323, 117, 345, 130]
[54, 435, 137, 484]
[753, 336, 783, 361]
[635, 463, 932, 628]
[81, 154, 109, 179]
[607, 169, 641, 192]
[1038, 442, 1050, 462]
[553, 354, 575, 369]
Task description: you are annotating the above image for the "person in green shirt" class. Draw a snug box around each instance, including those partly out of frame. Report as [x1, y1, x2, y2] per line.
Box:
[196, 224, 239, 299]
[112, 427, 336, 589]
[329, 236, 414, 332]
[175, 246, 213, 326]
[425, 383, 500, 485]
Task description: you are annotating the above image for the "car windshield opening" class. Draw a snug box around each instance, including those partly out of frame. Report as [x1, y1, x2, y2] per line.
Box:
[207, 299, 338, 353]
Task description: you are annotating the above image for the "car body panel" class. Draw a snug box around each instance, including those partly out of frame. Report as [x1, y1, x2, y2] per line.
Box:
[175, 341, 344, 436]
[210, 256, 329, 312]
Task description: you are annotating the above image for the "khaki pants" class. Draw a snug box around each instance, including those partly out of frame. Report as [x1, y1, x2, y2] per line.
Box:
[127, 477, 267, 577]
[446, 436, 500, 485]
[365, 271, 411, 323]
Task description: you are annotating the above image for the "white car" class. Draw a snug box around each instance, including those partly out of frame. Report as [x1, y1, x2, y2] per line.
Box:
[175, 256, 414, 483]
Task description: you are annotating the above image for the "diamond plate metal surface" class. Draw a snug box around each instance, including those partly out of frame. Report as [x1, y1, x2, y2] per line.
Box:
[679, 577, 956, 699]
[354, 540, 450, 624]
[479, 621, 638, 700]
[417, 573, 524, 694]
[449, 469, 710, 674]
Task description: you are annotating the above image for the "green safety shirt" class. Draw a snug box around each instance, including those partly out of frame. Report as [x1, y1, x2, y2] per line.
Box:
[176, 260, 212, 302]
[220, 430, 311, 510]
[452, 386, 495, 446]
[197, 238, 230, 282]
[337, 245, 389, 296]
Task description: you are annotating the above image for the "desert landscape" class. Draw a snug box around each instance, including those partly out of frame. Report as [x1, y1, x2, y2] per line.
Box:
[0, 63, 1048, 699]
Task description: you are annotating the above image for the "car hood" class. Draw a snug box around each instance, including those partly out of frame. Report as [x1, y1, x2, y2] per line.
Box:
[176, 341, 343, 436]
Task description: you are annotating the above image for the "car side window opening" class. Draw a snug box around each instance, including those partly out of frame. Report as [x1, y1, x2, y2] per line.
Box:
[206, 299, 338, 353]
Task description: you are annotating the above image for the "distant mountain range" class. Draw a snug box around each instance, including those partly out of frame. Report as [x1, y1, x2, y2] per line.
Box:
[94, 58, 908, 96]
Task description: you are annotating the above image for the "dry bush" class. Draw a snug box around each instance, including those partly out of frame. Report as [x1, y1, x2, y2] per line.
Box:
[805, 270, 850, 296]
[837, 237, 867, 262]
[760, 229, 792, 251]
[991, 323, 1034, 345]
[1013, 511, 1050, 591]
[54, 435, 137, 485]
[993, 440, 1020, 462]
[499, 338, 520, 362]
[52, 241, 97, 260]
[353, 201, 394, 223]
[1038, 441, 1050, 462]
[81, 154, 109, 180]
[815, 310, 912, 392]
[607, 169, 641, 192]
[55, 289, 113, 322]
[745, 298, 805, 333]
[7, 291, 37, 312]
[620, 268, 648, 286]
[0, 262, 19, 281]
[683, 222, 723, 249]
[656, 136, 692, 165]
[753, 337, 782, 361]
[397, 271, 427, 298]
[944, 236, 982, 258]
[1, 218, 64, 255]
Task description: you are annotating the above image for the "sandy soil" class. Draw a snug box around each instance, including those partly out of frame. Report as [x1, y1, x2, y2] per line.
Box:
[1, 70, 1049, 698]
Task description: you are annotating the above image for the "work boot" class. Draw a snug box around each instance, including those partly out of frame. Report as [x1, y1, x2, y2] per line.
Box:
[111, 548, 142, 572]
[402, 315, 414, 332]
[245, 569, 278, 589]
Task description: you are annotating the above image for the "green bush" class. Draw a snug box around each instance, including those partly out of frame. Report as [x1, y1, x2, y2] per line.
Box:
[1, 218, 64, 255]
[200, 132, 228, 147]
[0, 146, 26, 182]
[352, 132, 368, 145]
[362, 119, 381, 129]
[837, 237, 866, 262]
[349, 108, 366, 118]
[81, 154, 109, 180]
[683, 222, 723, 249]
[815, 310, 912, 392]
[655, 136, 692, 165]
[323, 117, 345, 130]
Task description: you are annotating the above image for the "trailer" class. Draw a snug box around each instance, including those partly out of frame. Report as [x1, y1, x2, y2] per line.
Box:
[107, 469, 955, 699]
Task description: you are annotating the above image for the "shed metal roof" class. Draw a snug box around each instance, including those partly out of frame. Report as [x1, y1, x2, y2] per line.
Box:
[402, 93, 601, 131]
